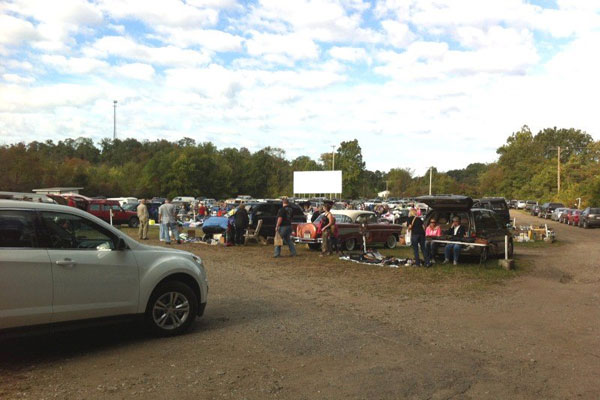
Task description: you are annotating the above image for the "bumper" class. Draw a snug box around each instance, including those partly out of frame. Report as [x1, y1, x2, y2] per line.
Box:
[292, 236, 322, 244]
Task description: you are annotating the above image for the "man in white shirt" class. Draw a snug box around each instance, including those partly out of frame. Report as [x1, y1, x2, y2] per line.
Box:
[158, 199, 180, 244]
[443, 216, 466, 265]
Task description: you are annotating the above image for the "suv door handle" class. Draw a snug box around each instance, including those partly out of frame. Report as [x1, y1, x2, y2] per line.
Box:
[56, 258, 76, 267]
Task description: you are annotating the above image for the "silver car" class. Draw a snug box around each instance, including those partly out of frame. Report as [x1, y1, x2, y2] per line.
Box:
[0, 200, 208, 336]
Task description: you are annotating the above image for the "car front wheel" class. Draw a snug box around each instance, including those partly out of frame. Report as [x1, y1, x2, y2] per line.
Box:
[129, 216, 140, 227]
[146, 281, 197, 336]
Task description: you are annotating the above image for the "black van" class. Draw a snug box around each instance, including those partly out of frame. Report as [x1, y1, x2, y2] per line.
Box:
[417, 195, 514, 259]
[245, 201, 305, 238]
[472, 197, 511, 226]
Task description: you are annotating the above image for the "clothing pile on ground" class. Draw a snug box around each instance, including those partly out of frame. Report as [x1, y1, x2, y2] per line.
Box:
[339, 250, 415, 268]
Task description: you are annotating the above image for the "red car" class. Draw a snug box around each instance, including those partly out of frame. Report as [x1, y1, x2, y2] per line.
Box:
[87, 199, 140, 227]
[567, 210, 581, 226]
[293, 210, 403, 251]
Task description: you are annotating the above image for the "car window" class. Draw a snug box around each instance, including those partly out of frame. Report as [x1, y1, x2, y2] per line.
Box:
[490, 202, 507, 211]
[475, 211, 498, 230]
[0, 210, 38, 248]
[590, 208, 600, 214]
[111, 205, 121, 211]
[356, 213, 378, 224]
[332, 214, 352, 223]
[89, 204, 100, 211]
[40, 212, 117, 250]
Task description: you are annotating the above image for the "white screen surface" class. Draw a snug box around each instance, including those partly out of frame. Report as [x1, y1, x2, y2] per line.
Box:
[293, 171, 342, 194]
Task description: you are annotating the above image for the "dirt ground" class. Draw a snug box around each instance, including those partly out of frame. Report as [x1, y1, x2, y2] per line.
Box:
[1, 211, 599, 399]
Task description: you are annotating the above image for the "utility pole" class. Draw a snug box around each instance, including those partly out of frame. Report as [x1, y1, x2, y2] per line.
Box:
[331, 145, 336, 171]
[113, 100, 117, 140]
[557, 146, 561, 193]
[429, 167, 433, 196]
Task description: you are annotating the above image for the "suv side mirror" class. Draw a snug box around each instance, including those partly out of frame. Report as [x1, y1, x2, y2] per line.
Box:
[116, 237, 128, 250]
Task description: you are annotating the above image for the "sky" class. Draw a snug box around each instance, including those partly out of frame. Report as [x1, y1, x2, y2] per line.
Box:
[1, 0, 599, 175]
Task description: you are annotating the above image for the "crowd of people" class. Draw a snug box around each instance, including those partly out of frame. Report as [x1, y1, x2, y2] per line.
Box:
[408, 212, 466, 267]
[135, 196, 468, 266]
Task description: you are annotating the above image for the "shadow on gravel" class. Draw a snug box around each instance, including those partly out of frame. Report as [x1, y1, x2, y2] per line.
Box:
[0, 297, 282, 370]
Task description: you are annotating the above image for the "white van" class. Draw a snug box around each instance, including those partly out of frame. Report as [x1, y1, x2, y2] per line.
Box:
[108, 197, 138, 206]
[172, 196, 196, 203]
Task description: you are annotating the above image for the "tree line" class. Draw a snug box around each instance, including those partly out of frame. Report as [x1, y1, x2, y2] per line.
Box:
[1, 127, 598, 207]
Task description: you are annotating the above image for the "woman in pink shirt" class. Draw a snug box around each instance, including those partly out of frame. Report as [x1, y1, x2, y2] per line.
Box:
[425, 218, 442, 266]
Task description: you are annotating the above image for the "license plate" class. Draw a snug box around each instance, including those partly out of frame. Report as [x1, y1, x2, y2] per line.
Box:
[304, 232, 311, 239]
[596, 216, 600, 220]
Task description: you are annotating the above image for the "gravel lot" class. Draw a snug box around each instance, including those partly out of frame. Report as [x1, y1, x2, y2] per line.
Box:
[1, 211, 599, 399]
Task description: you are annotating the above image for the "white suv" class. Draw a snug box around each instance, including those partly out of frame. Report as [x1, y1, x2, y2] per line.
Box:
[0, 200, 208, 336]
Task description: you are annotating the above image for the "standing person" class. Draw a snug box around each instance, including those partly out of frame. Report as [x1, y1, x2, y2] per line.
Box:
[408, 209, 428, 267]
[274, 198, 297, 258]
[198, 202, 206, 217]
[320, 201, 334, 256]
[158, 199, 181, 245]
[137, 199, 149, 240]
[424, 218, 442, 266]
[444, 216, 466, 265]
[311, 205, 323, 223]
[329, 214, 341, 255]
[234, 203, 249, 245]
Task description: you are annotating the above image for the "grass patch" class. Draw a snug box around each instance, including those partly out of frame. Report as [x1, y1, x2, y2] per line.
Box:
[514, 240, 564, 248]
[120, 229, 525, 298]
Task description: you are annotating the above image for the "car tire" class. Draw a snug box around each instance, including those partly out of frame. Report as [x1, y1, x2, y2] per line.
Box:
[344, 238, 356, 251]
[384, 235, 397, 249]
[145, 281, 197, 337]
[129, 216, 140, 228]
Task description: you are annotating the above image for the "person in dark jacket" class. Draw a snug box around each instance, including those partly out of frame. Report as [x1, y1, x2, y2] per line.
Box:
[408, 208, 429, 267]
[234, 203, 249, 245]
[443, 216, 467, 265]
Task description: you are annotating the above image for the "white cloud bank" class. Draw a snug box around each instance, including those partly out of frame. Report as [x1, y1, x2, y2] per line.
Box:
[0, 0, 599, 174]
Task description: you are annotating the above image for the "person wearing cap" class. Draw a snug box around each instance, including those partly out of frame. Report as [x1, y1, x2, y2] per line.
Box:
[444, 216, 466, 265]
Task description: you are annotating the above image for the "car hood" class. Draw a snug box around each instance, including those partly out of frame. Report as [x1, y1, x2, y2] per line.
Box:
[416, 195, 473, 211]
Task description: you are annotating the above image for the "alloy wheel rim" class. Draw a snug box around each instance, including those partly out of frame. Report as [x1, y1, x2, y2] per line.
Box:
[152, 292, 190, 330]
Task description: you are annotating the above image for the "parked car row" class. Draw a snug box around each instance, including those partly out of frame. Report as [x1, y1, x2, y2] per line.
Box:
[558, 207, 600, 228]
[528, 200, 599, 229]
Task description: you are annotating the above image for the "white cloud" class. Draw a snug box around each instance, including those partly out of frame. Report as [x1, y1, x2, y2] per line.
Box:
[3, 0, 102, 51]
[113, 63, 155, 81]
[156, 27, 244, 52]
[381, 19, 413, 48]
[98, 0, 220, 27]
[85, 36, 212, 66]
[41, 55, 109, 74]
[246, 32, 320, 61]
[2, 73, 35, 84]
[329, 46, 369, 63]
[0, 14, 39, 46]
